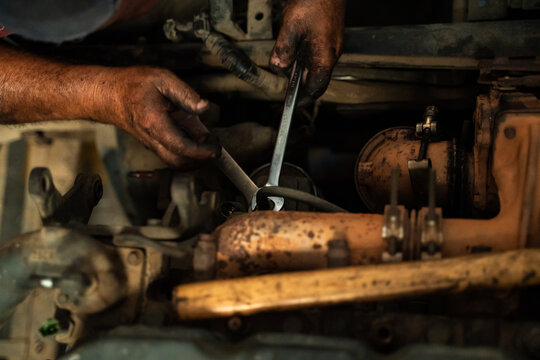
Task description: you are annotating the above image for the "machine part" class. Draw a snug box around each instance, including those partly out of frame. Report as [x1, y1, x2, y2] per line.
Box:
[162, 18, 193, 43]
[0, 227, 126, 322]
[169, 174, 218, 236]
[59, 326, 525, 360]
[213, 108, 540, 277]
[113, 234, 193, 263]
[415, 106, 439, 148]
[53, 21, 540, 73]
[250, 162, 319, 211]
[418, 170, 444, 260]
[509, 0, 540, 9]
[194, 12, 286, 95]
[255, 187, 347, 213]
[212, 122, 276, 166]
[408, 106, 439, 206]
[28, 167, 103, 225]
[382, 169, 407, 262]
[467, 0, 508, 21]
[406, 159, 432, 207]
[519, 123, 540, 248]
[355, 127, 453, 213]
[173, 249, 540, 320]
[193, 234, 217, 281]
[208, 0, 273, 40]
[435, 111, 540, 255]
[252, 61, 303, 211]
[215, 148, 259, 204]
[213, 129, 345, 214]
[213, 211, 385, 278]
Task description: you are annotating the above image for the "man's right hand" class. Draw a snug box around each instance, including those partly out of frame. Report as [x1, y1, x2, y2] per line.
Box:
[0, 45, 220, 169]
[96, 67, 221, 169]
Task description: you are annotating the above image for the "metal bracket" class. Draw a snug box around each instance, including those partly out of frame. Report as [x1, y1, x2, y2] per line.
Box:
[417, 169, 443, 260]
[418, 207, 444, 260]
[169, 175, 218, 235]
[28, 167, 103, 225]
[382, 169, 407, 262]
[409, 106, 439, 206]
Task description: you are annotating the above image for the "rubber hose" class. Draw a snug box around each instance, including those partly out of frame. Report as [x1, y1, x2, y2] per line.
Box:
[257, 186, 348, 213]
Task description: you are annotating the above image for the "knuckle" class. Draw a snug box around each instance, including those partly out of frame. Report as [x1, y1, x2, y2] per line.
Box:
[138, 113, 159, 133]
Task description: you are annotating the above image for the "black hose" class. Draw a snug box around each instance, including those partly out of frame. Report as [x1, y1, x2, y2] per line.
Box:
[256, 186, 348, 213]
[203, 32, 286, 95]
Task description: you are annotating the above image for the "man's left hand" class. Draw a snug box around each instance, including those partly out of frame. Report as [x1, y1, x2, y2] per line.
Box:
[270, 0, 346, 99]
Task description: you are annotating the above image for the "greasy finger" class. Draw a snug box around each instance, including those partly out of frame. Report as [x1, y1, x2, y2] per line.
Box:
[158, 73, 209, 114]
[151, 141, 204, 170]
[171, 112, 211, 142]
[303, 44, 335, 99]
[146, 113, 220, 159]
[270, 23, 302, 75]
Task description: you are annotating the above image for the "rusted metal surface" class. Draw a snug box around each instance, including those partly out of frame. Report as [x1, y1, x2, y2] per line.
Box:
[519, 123, 540, 248]
[442, 112, 540, 256]
[174, 249, 540, 320]
[214, 212, 385, 278]
[355, 127, 452, 212]
[212, 105, 540, 277]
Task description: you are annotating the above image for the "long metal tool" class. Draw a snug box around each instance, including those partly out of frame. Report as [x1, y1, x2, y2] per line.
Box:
[252, 60, 303, 211]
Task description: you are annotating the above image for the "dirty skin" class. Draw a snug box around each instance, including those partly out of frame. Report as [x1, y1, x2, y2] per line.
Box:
[0, 44, 220, 169]
[270, 0, 346, 99]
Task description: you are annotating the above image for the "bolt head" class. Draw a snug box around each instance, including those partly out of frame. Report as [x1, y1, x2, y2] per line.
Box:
[127, 251, 142, 266]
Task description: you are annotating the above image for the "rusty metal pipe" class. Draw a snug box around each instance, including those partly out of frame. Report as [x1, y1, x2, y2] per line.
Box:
[174, 249, 540, 320]
[212, 112, 539, 277]
[214, 212, 385, 278]
[355, 127, 453, 212]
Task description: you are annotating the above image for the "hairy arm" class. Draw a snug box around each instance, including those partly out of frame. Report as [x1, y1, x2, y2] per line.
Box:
[0, 44, 110, 124]
[0, 44, 220, 167]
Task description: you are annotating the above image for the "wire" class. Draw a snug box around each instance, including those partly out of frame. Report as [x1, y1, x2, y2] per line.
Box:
[256, 186, 348, 213]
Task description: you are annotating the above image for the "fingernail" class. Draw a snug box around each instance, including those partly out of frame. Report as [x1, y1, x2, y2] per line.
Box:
[270, 56, 280, 67]
[196, 99, 209, 112]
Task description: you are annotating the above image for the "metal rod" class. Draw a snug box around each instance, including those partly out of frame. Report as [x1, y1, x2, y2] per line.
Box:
[428, 169, 437, 219]
[173, 249, 540, 320]
[390, 168, 399, 208]
[214, 149, 258, 203]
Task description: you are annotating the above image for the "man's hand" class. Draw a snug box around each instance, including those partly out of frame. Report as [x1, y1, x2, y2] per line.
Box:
[98, 67, 221, 169]
[270, 0, 346, 99]
[0, 45, 220, 169]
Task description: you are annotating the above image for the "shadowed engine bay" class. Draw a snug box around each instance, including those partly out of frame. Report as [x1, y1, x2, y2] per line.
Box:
[1, 1, 540, 359]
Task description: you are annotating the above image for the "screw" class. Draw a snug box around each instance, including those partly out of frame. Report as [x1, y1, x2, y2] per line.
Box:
[57, 293, 69, 305]
[504, 126, 516, 139]
[127, 251, 142, 266]
[227, 316, 243, 332]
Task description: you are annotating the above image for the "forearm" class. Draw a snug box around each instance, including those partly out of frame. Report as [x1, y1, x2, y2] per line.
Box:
[0, 44, 116, 125]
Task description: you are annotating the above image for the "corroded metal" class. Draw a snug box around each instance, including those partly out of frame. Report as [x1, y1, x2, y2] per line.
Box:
[211, 104, 540, 276]
[355, 127, 452, 212]
[174, 249, 540, 320]
[214, 211, 385, 278]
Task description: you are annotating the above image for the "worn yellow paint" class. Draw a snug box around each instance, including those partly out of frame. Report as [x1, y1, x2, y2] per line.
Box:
[174, 249, 540, 320]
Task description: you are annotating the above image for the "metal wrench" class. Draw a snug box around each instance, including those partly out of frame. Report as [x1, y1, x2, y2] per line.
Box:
[251, 60, 303, 211]
[212, 61, 303, 211]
